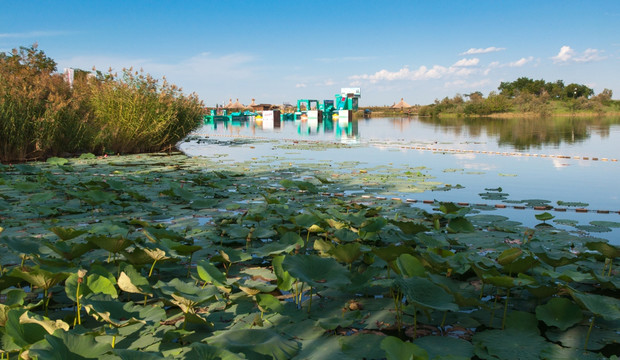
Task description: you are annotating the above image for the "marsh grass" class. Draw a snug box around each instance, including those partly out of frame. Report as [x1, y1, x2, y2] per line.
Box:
[0, 45, 203, 162]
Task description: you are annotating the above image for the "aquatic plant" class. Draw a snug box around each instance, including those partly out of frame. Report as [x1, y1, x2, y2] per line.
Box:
[0, 153, 618, 359]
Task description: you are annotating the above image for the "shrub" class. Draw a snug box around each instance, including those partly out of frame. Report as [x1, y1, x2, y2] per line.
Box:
[0, 45, 204, 162]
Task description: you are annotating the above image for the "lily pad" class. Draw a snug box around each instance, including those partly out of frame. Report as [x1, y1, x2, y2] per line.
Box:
[535, 297, 582, 330]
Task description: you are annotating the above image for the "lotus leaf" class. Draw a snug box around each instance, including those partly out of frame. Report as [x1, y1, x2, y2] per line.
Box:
[397, 277, 458, 312]
[9, 266, 69, 290]
[585, 241, 620, 258]
[255, 293, 284, 314]
[446, 217, 474, 233]
[3, 309, 50, 349]
[282, 254, 350, 288]
[381, 336, 428, 360]
[196, 260, 227, 287]
[329, 242, 363, 265]
[535, 297, 582, 330]
[570, 290, 620, 321]
[28, 331, 113, 360]
[340, 333, 388, 359]
[396, 253, 426, 278]
[208, 328, 300, 360]
[252, 232, 303, 257]
[117, 267, 151, 296]
[272, 255, 295, 291]
[473, 328, 549, 360]
[413, 335, 474, 359]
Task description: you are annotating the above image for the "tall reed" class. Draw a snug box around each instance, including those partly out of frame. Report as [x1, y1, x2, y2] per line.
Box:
[0, 45, 204, 163]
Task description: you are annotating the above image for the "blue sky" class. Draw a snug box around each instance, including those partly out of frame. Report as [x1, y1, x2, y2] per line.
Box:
[2, 1, 619, 106]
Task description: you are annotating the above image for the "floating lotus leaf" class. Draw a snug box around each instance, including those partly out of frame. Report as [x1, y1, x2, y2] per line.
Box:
[253, 232, 303, 257]
[112, 349, 167, 360]
[293, 213, 322, 228]
[396, 277, 458, 312]
[256, 293, 284, 314]
[396, 253, 426, 278]
[282, 254, 350, 288]
[87, 235, 133, 254]
[381, 336, 428, 360]
[570, 290, 620, 321]
[497, 248, 522, 265]
[196, 260, 227, 287]
[589, 220, 620, 228]
[413, 335, 474, 359]
[557, 200, 589, 207]
[541, 344, 605, 360]
[333, 228, 359, 242]
[208, 329, 300, 360]
[44, 240, 95, 261]
[535, 297, 582, 330]
[576, 224, 611, 233]
[46, 157, 69, 166]
[372, 244, 415, 263]
[545, 325, 615, 351]
[9, 266, 69, 290]
[2, 237, 41, 255]
[389, 220, 429, 235]
[280, 179, 318, 193]
[473, 328, 549, 360]
[447, 217, 474, 233]
[360, 216, 387, 233]
[182, 342, 245, 360]
[329, 242, 363, 265]
[340, 333, 387, 359]
[28, 331, 113, 360]
[585, 241, 620, 258]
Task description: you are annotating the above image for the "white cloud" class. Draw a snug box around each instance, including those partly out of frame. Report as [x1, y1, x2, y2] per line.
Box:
[453, 58, 480, 67]
[295, 83, 307, 88]
[317, 79, 335, 86]
[552, 46, 606, 64]
[350, 61, 482, 84]
[507, 56, 534, 67]
[575, 48, 606, 63]
[461, 47, 506, 55]
[552, 46, 575, 63]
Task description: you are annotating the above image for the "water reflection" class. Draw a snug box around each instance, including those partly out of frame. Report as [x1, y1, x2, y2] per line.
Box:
[204, 117, 360, 143]
[199, 115, 620, 153]
[415, 116, 620, 150]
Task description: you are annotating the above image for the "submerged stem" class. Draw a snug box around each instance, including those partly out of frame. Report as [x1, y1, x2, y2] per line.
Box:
[502, 288, 511, 329]
[489, 290, 499, 327]
[307, 286, 313, 313]
[584, 316, 595, 350]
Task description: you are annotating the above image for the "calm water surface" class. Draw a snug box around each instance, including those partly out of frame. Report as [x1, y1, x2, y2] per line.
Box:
[180, 116, 620, 244]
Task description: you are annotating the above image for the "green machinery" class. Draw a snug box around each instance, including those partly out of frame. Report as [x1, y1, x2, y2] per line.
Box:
[295, 88, 361, 119]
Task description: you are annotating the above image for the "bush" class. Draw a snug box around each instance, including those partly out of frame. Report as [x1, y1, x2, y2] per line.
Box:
[88, 68, 203, 154]
[0, 45, 204, 162]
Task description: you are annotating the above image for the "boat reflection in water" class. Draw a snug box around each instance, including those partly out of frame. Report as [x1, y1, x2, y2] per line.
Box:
[203, 115, 360, 143]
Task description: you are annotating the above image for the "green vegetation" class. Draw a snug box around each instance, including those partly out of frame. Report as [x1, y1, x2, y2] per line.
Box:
[0, 45, 203, 163]
[419, 77, 619, 117]
[0, 151, 618, 359]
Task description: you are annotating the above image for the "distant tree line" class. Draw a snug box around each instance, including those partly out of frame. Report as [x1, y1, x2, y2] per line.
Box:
[419, 77, 616, 117]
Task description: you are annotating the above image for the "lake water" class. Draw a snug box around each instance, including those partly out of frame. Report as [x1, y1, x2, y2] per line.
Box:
[179, 115, 620, 244]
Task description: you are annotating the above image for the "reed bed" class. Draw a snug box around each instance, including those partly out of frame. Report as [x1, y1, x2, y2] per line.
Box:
[0, 45, 203, 162]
